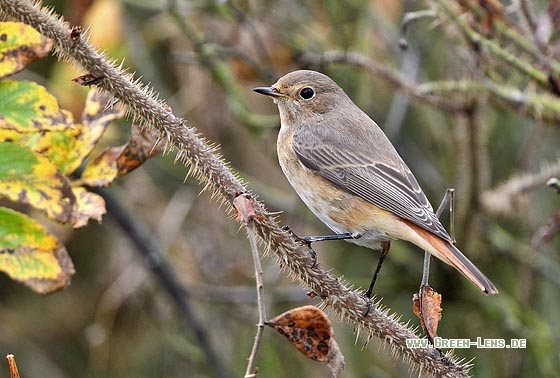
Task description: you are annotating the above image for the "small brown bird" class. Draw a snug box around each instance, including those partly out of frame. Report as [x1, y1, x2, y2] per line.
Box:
[254, 70, 498, 296]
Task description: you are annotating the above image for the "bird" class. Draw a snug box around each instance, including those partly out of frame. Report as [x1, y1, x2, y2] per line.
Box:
[253, 70, 498, 297]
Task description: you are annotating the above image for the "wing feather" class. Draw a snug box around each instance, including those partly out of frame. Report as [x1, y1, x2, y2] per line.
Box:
[292, 123, 452, 242]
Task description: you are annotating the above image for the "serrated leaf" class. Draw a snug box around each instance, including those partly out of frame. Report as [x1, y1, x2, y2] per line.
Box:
[0, 80, 74, 132]
[0, 142, 75, 222]
[0, 21, 53, 78]
[0, 207, 75, 294]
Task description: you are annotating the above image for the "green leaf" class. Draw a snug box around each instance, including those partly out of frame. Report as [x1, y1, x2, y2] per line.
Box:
[0, 80, 74, 132]
[0, 87, 125, 176]
[0, 207, 74, 294]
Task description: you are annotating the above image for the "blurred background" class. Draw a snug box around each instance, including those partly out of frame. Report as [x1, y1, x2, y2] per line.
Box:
[1, 0, 559, 377]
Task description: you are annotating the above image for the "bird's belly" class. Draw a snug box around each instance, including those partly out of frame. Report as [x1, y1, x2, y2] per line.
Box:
[278, 145, 397, 250]
[299, 186, 393, 249]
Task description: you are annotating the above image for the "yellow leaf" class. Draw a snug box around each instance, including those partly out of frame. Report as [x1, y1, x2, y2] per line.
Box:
[0, 142, 75, 223]
[0, 126, 81, 174]
[0, 21, 53, 78]
[81, 145, 123, 186]
[0, 207, 75, 294]
[72, 186, 106, 228]
[81, 126, 162, 186]
[70, 88, 126, 174]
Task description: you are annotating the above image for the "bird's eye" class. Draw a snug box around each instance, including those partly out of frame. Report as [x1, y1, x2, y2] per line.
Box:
[299, 87, 315, 100]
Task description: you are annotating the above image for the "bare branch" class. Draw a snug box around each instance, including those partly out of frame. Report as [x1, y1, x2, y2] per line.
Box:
[301, 50, 468, 113]
[433, 0, 549, 88]
[481, 158, 560, 217]
[303, 51, 560, 125]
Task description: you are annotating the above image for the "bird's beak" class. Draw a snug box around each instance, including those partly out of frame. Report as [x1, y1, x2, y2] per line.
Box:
[253, 86, 284, 98]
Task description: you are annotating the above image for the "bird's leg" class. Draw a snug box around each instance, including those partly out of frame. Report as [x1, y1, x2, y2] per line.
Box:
[282, 226, 362, 268]
[365, 240, 391, 298]
[282, 225, 317, 266]
[301, 232, 361, 243]
[421, 188, 455, 287]
[363, 240, 391, 316]
[281, 225, 362, 244]
[416, 189, 455, 339]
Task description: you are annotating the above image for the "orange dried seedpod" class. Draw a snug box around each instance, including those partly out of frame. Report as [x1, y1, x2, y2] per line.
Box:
[413, 286, 442, 344]
[266, 305, 345, 376]
[7, 354, 20, 378]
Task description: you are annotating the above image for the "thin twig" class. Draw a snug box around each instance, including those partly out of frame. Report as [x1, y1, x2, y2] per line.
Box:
[434, 0, 549, 88]
[232, 193, 267, 377]
[422, 188, 455, 287]
[233, 192, 268, 378]
[517, 0, 538, 33]
[301, 50, 467, 113]
[399, 9, 437, 50]
[462, 103, 486, 251]
[166, 4, 277, 131]
[226, 1, 277, 81]
[303, 49, 560, 125]
[418, 79, 560, 125]
[481, 158, 560, 216]
[244, 222, 266, 378]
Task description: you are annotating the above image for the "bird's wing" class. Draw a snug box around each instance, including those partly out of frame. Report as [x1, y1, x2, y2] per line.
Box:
[292, 122, 452, 242]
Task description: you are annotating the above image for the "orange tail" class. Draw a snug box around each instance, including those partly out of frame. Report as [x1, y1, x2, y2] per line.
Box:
[412, 225, 499, 295]
[440, 242, 498, 295]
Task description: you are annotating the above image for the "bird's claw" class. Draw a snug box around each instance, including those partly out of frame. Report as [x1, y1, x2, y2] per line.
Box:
[282, 225, 318, 267]
[362, 292, 373, 317]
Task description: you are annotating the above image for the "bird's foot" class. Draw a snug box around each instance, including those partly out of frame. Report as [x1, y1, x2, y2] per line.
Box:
[282, 225, 318, 267]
